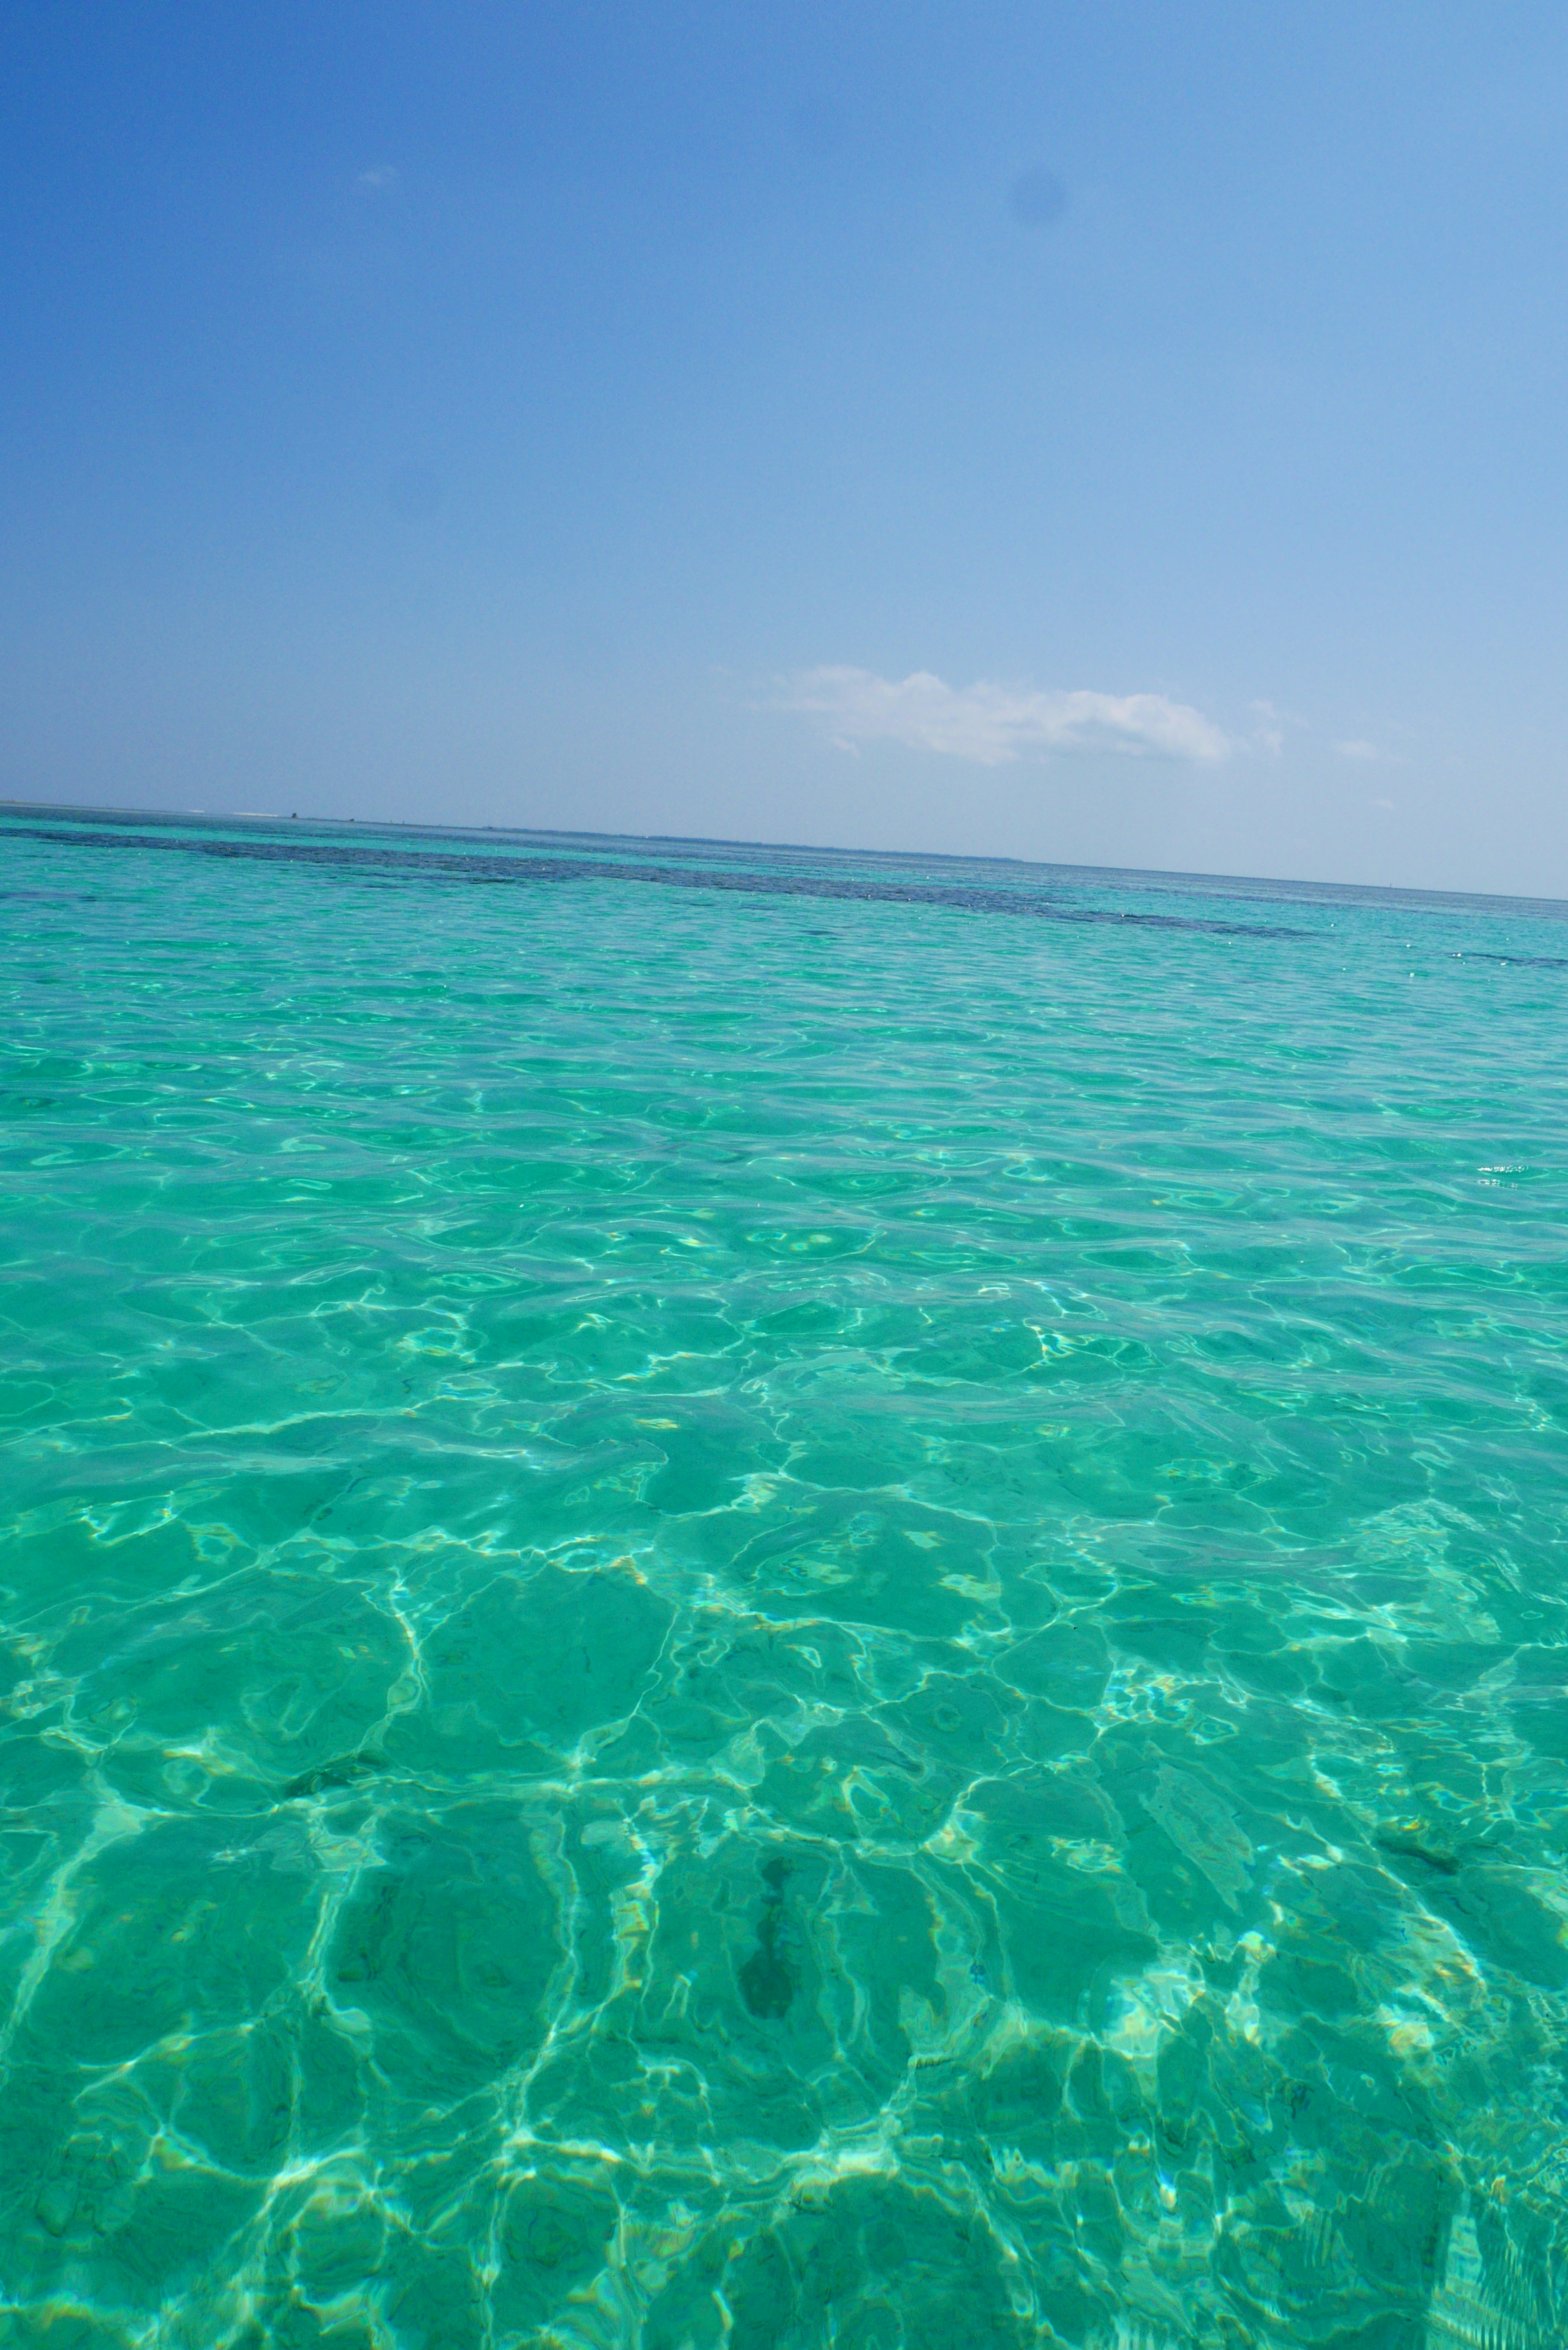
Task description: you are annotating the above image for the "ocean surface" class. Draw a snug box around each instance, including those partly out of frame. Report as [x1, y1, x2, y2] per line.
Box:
[3, 804, 1568, 2350]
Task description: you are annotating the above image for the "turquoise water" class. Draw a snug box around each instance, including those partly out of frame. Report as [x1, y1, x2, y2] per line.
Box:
[3, 806, 1568, 2350]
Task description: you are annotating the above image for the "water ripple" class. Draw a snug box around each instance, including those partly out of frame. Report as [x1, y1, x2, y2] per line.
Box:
[1, 808, 1565, 2346]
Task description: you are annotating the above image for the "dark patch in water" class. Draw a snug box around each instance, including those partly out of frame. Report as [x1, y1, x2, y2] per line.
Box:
[738, 1855, 797, 2019]
[11, 824, 1307, 939]
[280, 1752, 377, 1802]
[1376, 1833, 1461, 1877]
[1452, 949, 1568, 971]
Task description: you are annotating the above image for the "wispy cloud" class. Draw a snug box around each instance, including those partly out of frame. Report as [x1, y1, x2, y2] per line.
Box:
[1248, 698, 1289, 755]
[357, 166, 399, 190]
[779, 666, 1234, 765]
[1334, 737, 1404, 764]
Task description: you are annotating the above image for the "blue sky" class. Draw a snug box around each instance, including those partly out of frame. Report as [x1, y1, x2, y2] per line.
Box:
[4, 2, 1567, 891]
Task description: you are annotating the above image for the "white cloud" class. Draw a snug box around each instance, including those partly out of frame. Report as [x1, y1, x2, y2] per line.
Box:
[780, 666, 1234, 766]
[1334, 737, 1405, 764]
[1248, 698, 1291, 754]
[357, 166, 399, 189]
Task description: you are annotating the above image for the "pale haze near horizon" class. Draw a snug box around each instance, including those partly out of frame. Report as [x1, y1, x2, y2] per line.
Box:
[4, 3, 1567, 898]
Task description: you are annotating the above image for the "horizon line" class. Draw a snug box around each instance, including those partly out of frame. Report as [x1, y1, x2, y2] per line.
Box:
[3, 791, 1566, 917]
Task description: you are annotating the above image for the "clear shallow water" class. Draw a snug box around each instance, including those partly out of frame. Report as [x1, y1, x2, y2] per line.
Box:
[3, 805, 1568, 2349]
